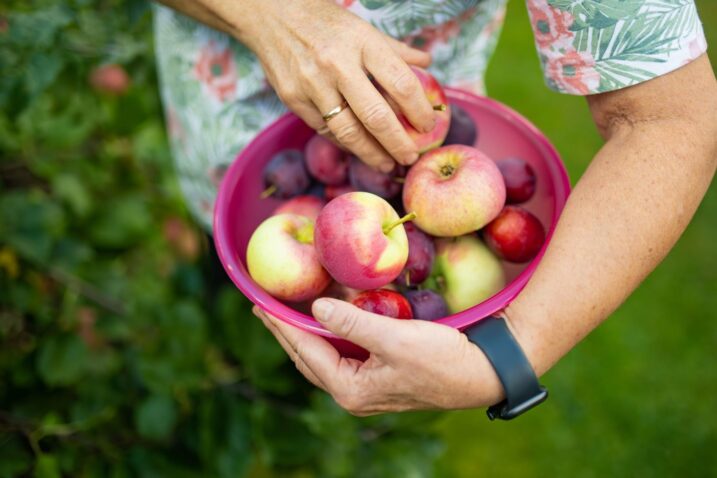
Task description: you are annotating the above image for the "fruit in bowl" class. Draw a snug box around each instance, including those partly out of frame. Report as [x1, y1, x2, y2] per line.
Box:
[404, 289, 448, 321]
[314, 192, 412, 290]
[348, 156, 404, 199]
[393, 67, 452, 153]
[496, 157, 537, 204]
[443, 105, 478, 146]
[403, 145, 506, 237]
[395, 222, 435, 287]
[484, 206, 545, 263]
[273, 195, 325, 221]
[247, 213, 331, 302]
[431, 235, 505, 313]
[352, 289, 413, 320]
[304, 134, 349, 186]
[262, 149, 311, 199]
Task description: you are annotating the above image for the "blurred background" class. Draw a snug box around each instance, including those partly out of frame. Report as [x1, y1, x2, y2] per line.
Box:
[0, 1, 714, 477]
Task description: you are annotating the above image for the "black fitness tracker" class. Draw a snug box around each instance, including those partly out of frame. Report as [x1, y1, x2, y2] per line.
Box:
[464, 316, 548, 420]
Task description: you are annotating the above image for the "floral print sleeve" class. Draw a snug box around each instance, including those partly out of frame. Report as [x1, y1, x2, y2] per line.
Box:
[527, 0, 708, 95]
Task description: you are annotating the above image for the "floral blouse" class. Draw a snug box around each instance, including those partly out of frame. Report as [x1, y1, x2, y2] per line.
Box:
[153, 0, 707, 231]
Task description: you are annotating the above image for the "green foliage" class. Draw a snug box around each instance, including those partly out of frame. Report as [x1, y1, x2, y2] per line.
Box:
[0, 1, 443, 476]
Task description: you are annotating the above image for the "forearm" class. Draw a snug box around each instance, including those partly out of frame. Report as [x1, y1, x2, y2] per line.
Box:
[154, 0, 273, 46]
[507, 96, 717, 376]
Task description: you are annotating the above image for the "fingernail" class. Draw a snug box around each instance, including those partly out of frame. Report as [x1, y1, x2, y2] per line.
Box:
[423, 117, 436, 133]
[406, 152, 419, 164]
[313, 299, 334, 322]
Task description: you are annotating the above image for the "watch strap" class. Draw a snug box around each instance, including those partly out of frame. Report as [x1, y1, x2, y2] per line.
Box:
[465, 316, 548, 420]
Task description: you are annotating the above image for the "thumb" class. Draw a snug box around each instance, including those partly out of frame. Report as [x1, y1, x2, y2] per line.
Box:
[387, 37, 432, 68]
[312, 298, 406, 353]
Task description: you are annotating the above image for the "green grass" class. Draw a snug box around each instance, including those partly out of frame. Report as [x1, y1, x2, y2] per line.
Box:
[434, 1, 717, 476]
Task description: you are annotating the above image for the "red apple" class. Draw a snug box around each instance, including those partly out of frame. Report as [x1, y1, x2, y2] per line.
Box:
[385, 67, 451, 153]
[89, 64, 130, 95]
[496, 157, 537, 204]
[304, 134, 349, 185]
[273, 195, 325, 221]
[351, 289, 413, 319]
[402, 145, 506, 237]
[314, 192, 411, 290]
[247, 214, 331, 301]
[483, 206, 545, 263]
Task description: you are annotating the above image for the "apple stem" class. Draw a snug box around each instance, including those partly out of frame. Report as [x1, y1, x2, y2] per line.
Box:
[393, 177, 406, 184]
[260, 184, 277, 199]
[405, 271, 410, 287]
[433, 104, 447, 112]
[383, 212, 417, 235]
[295, 222, 315, 244]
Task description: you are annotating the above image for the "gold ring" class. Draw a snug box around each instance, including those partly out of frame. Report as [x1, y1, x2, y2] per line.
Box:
[322, 101, 348, 122]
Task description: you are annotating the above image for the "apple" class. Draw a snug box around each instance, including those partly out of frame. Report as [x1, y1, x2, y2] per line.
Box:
[386, 67, 451, 153]
[483, 206, 545, 263]
[247, 213, 331, 302]
[273, 195, 325, 221]
[402, 145, 506, 237]
[432, 235, 505, 313]
[351, 289, 413, 319]
[304, 134, 349, 185]
[314, 192, 412, 290]
[89, 64, 130, 95]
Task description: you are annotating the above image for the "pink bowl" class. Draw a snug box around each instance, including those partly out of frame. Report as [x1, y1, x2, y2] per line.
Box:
[214, 88, 571, 358]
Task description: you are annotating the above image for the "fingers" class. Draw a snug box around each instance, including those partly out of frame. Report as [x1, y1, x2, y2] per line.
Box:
[386, 37, 432, 68]
[255, 310, 328, 391]
[312, 299, 410, 355]
[338, 70, 420, 166]
[363, 43, 436, 136]
[313, 93, 396, 173]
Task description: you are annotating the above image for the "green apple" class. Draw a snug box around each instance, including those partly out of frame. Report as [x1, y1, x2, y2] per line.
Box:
[431, 235, 505, 313]
[247, 213, 331, 302]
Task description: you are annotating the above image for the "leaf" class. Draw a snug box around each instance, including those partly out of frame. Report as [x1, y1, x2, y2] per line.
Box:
[88, 194, 153, 249]
[34, 454, 61, 478]
[36, 334, 90, 386]
[25, 53, 63, 97]
[135, 394, 178, 442]
[7, 5, 73, 49]
[0, 191, 65, 263]
[52, 173, 92, 218]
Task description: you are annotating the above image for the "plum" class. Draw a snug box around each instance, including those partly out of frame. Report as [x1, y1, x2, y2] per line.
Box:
[483, 206, 545, 263]
[351, 289, 413, 320]
[262, 149, 310, 199]
[442, 105, 478, 146]
[496, 157, 537, 204]
[324, 183, 357, 201]
[348, 157, 403, 199]
[395, 222, 434, 287]
[404, 289, 448, 321]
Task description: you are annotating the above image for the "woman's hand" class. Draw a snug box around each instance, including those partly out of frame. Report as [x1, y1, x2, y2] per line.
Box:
[230, 0, 437, 172]
[253, 299, 505, 416]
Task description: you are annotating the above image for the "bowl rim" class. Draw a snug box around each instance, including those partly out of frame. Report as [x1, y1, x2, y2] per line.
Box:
[214, 87, 571, 337]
